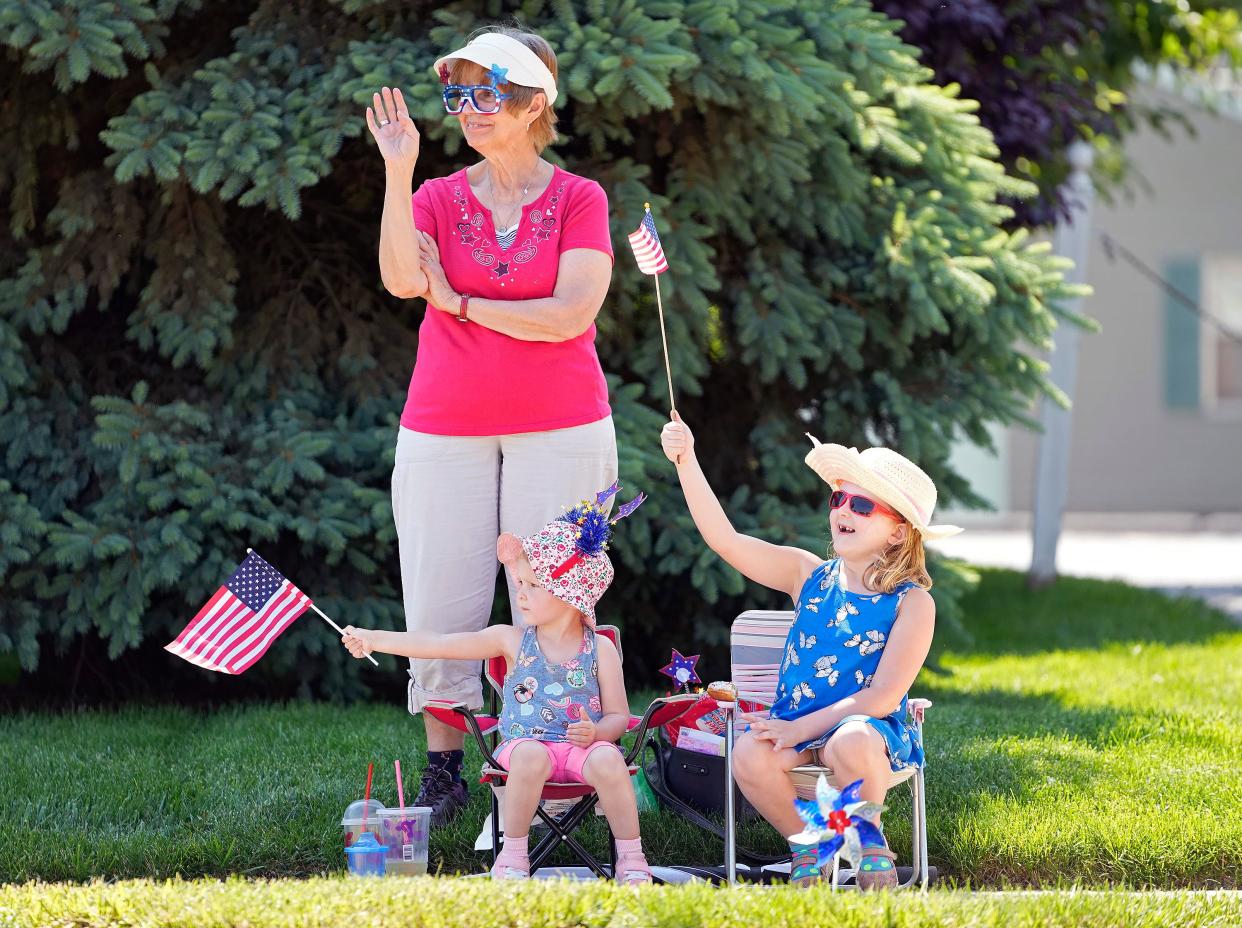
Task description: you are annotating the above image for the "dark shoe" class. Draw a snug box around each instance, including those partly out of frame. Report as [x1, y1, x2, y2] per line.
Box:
[414, 766, 469, 827]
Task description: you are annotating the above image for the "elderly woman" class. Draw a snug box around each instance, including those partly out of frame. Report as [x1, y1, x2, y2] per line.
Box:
[366, 27, 618, 826]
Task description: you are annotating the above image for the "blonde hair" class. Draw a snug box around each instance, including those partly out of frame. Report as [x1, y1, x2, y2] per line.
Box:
[861, 526, 932, 594]
[450, 26, 559, 152]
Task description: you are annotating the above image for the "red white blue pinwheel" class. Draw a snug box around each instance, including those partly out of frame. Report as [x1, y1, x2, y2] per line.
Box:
[789, 776, 887, 869]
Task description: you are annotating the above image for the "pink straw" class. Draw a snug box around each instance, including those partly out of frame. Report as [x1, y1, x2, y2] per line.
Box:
[363, 762, 374, 829]
[394, 759, 406, 811]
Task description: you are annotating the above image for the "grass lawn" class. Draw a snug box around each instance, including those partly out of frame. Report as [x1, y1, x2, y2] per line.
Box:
[2, 878, 1241, 928]
[1, 569, 1239, 889]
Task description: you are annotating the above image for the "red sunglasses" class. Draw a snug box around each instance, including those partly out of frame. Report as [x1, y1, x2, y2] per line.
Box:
[829, 489, 902, 521]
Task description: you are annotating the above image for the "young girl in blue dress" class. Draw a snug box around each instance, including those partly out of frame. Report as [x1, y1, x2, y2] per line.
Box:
[661, 413, 962, 888]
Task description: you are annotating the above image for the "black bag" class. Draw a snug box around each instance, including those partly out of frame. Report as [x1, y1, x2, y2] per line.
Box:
[653, 727, 753, 817]
[643, 726, 787, 866]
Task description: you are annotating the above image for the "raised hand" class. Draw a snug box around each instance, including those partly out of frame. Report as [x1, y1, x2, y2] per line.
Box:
[366, 87, 420, 170]
[660, 410, 694, 465]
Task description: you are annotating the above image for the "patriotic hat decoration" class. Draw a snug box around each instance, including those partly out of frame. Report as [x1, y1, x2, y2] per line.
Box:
[789, 775, 887, 871]
[496, 482, 645, 626]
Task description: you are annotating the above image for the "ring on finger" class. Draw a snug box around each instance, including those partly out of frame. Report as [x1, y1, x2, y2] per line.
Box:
[379, 119, 390, 126]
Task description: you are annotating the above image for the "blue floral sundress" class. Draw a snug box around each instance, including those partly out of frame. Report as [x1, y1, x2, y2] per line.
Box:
[770, 558, 925, 771]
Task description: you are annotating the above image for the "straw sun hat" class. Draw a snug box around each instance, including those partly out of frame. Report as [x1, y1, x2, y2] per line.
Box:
[804, 436, 963, 540]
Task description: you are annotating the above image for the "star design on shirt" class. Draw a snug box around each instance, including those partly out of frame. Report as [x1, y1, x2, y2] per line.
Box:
[493, 261, 510, 278]
[537, 228, 552, 240]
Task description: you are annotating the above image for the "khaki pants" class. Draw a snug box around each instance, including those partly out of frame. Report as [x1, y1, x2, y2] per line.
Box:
[391, 417, 618, 713]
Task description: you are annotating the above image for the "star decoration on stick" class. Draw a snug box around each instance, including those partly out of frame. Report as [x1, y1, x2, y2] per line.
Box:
[659, 649, 700, 689]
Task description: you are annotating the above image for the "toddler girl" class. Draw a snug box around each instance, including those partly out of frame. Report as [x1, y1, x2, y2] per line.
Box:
[342, 483, 653, 882]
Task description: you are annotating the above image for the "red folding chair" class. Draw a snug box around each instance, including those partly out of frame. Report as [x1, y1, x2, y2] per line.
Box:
[425, 624, 696, 879]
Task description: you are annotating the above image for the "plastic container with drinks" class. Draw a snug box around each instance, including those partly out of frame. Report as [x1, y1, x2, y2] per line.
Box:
[377, 807, 431, 875]
[344, 831, 388, 876]
[341, 798, 385, 852]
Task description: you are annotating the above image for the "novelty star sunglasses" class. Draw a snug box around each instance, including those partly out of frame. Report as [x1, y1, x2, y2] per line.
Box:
[442, 84, 512, 115]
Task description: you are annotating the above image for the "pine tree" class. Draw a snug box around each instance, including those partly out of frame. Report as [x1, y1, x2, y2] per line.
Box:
[1, 0, 1091, 697]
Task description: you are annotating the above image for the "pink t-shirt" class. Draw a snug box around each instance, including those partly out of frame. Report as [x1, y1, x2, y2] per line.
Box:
[400, 165, 614, 436]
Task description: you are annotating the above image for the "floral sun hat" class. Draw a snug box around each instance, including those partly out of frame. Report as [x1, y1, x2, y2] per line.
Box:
[496, 482, 645, 626]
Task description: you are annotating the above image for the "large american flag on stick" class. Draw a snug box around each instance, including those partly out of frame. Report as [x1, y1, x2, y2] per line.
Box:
[627, 206, 669, 275]
[166, 550, 311, 674]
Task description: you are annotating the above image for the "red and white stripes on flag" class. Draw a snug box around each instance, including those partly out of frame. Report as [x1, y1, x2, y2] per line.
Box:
[627, 208, 669, 275]
[166, 551, 311, 674]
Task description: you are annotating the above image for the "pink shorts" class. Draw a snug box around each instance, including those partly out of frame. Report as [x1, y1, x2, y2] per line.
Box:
[494, 738, 622, 784]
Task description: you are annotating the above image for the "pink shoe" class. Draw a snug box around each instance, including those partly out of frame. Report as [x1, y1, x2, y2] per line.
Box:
[615, 851, 653, 884]
[490, 848, 530, 880]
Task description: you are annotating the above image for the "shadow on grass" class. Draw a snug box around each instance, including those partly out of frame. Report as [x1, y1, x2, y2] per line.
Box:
[948, 569, 1238, 659]
[911, 683, 1239, 888]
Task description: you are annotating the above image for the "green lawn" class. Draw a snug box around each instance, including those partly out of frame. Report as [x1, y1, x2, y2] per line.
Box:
[1, 569, 1239, 888]
[2, 878, 1241, 928]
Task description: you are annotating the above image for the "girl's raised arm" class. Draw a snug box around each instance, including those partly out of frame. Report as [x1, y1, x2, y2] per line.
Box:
[661, 412, 822, 602]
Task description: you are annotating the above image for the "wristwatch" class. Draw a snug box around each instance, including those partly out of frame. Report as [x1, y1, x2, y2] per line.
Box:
[457, 293, 470, 323]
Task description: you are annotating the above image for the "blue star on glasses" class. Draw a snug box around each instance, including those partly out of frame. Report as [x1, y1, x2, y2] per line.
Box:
[487, 63, 508, 86]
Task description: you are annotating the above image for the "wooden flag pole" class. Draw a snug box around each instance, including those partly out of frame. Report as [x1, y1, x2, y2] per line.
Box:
[312, 603, 379, 667]
[653, 270, 676, 414]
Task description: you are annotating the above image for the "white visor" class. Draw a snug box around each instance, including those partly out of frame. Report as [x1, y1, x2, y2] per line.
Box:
[433, 33, 558, 106]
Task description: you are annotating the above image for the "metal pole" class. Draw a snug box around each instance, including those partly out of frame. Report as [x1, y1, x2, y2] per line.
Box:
[1029, 140, 1096, 587]
[722, 699, 737, 884]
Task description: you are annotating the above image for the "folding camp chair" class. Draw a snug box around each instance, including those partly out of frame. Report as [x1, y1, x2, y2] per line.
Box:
[425, 624, 696, 880]
[728, 610, 932, 888]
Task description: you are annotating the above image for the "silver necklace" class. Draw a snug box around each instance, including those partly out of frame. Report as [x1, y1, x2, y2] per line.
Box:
[488, 168, 535, 236]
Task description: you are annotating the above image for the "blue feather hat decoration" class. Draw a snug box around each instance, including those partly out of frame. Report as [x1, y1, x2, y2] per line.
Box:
[549, 481, 646, 579]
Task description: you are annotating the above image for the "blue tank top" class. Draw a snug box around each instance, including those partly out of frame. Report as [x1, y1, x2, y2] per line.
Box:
[498, 625, 604, 743]
[772, 559, 922, 762]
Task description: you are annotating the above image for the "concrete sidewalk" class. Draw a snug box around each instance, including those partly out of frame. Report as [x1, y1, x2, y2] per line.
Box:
[927, 529, 1242, 622]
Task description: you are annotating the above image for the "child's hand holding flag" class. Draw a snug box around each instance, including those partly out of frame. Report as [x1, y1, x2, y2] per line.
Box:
[341, 626, 375, 659]
[660, 410, 694, 467]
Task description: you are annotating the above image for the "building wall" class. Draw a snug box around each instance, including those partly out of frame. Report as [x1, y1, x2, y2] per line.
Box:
[1005, 89, 1242, 514]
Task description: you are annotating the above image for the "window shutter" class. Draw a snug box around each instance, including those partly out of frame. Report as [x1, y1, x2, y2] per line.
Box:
[1164, 258, 1201, 410]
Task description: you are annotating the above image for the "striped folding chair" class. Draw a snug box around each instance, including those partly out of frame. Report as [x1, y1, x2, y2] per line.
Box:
[730, 609, 932, 888]
[425, 624, 696, 879]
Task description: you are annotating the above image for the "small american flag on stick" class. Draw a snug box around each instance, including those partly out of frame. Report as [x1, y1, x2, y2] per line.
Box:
[627, 203, 676, 411]
[627, 205, 669, 275]
[166, 549, 374, 673]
